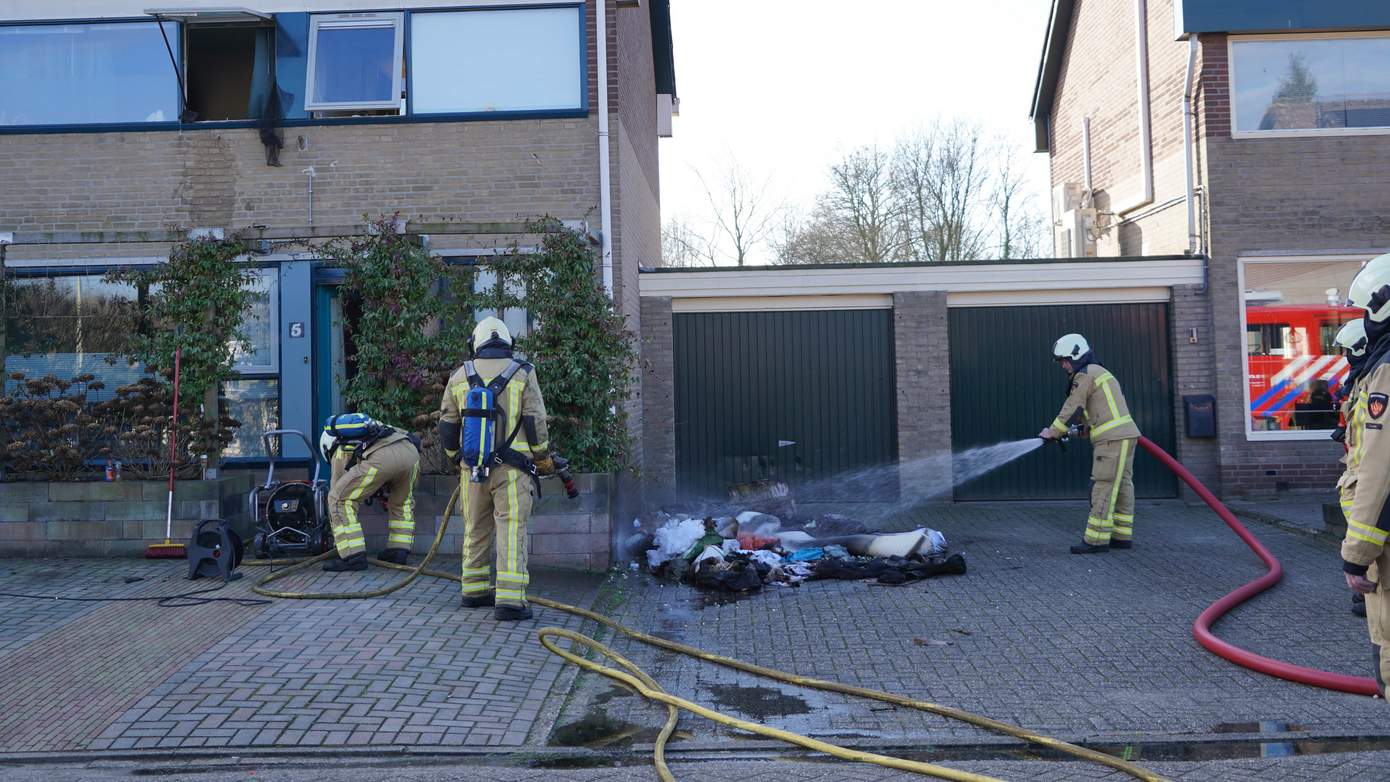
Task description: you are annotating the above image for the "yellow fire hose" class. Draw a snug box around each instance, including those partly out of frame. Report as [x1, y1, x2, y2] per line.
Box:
[246, 487, 1168, 782]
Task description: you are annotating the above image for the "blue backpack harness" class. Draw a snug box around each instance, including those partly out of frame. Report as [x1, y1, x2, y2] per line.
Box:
[459, 359, 535, 485]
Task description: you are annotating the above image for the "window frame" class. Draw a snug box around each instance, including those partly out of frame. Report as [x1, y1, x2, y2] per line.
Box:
[1237, 254, 1373, 442]
[406, 4, 588, 118]
[1229, 31, 1390, 140]
[305, 11, 406, 113]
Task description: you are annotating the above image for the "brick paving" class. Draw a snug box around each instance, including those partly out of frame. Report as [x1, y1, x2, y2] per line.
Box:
[0, 499, 1386, 782]
[556, 500, 1385, 748]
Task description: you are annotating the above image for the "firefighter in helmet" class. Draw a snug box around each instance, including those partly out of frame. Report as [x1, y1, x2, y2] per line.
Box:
[319, 414, 421, 571]
[1039, 334, 1142, 554]
[1339, 252, 1390, 694]
[437, 316, 555, 621]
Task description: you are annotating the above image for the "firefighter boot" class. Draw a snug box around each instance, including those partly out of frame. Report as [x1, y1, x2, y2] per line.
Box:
[377, 548, 409, 565]
[1110, 539, 1133, 550]
[1070, 542, 1109, 555]
[460, 594, 495, 608]
[495, 604, 533, 621]
[323, 552, 368, 571]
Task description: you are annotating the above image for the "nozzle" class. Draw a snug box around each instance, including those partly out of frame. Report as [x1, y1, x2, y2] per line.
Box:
[553, 454, 580, 500]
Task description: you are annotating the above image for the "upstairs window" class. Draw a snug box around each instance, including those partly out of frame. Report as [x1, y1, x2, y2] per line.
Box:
[0, 22, 180, 126]
[1231, 33, 1390, 137]
[410, 7, 584, 115]
[306, 12, 404, 114]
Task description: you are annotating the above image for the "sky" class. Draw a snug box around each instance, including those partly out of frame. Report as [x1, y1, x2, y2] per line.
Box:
[657, 0, 1055, 265]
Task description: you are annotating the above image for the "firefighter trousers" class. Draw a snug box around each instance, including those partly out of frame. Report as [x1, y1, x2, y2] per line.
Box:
[1083, 438, 1137, 546]
[327, 440, 420, 558]
[460, 464, 535, 609]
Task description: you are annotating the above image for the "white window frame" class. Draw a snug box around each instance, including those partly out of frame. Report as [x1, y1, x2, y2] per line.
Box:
[1229, 31, 1390, 140]
[305, 12, 404, 112]
[1237, 253, 1374, 441]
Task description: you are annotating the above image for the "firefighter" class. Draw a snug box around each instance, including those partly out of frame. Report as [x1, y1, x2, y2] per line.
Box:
[1340, 252, 1390, 694]
[319, 413, 422, 571]
[437, 316, 555, 621]
[1333, 318, 1371, 617]
[1038, 334, 1142, 554]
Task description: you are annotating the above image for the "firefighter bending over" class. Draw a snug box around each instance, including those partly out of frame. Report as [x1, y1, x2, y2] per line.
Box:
[319, 414, 421, 571]
[438, 316, 556, 621]
[1038, 334, 1142, 554]
[1340, 252, 1390, 695]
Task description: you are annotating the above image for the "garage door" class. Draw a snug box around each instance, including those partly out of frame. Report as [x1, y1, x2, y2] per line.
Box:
[949, 303, 1177, 500]
[674, 310, 897, 499]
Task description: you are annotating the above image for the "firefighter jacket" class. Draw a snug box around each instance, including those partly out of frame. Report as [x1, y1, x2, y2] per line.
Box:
[1342, 359, 1390, 580]
[1050, 363, 1141, 444]
[1338, 377, 1368, 478]
[328, 428, 414, 486]
[439, 356, 550, 465]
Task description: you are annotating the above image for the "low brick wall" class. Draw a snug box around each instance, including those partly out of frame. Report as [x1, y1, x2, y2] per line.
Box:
[322, 472, 613, 572]
[0, 475, 254, 556]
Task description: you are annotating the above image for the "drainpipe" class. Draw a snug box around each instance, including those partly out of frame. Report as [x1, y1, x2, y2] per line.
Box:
[1115, 0, 1154, 215]
[1182, 36, 1200, 256]
[1081, 117, 1093, 206]
[596, 0, 615, 297]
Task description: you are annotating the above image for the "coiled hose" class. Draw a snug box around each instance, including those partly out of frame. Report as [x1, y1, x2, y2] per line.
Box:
[1136, 437, 1379, 696]
[247, 487, 1167, 782]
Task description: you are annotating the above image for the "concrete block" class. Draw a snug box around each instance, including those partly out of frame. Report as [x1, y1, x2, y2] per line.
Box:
[0, 523, 44, 542]
[529, 531, 607, 556]
[105, 502, 158, 522]
[0, 483, 53, 502]
[46, 520, 108, 541]
[0, 505, 30, 523]
[30, 502, 103, 522]
[528, 513, 594, 535]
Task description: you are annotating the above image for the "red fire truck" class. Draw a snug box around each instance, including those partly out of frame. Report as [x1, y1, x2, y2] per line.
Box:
[1246, 304, 1361, 431]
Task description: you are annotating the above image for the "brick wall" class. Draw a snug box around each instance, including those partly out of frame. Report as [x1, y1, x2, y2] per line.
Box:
[893, 292, 952, 496]
[1199, 33, 1390, 495]
[639, 296, 675, 503]
[1168, 283, 1220, 494]
[1049, 0, 1193, 257]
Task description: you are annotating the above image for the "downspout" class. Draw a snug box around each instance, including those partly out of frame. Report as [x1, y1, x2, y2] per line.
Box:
[1081, 117, 1093, 205]
[1115, 0, 1154, 215]
[597, 0, 615, 297]
[1182, 36, 1200, 256]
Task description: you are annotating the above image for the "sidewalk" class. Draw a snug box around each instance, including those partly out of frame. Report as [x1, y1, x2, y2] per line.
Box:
[0, 500, 1383, 780]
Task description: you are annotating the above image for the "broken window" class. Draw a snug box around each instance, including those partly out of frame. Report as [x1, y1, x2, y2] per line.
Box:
[183, 24, 275, 122]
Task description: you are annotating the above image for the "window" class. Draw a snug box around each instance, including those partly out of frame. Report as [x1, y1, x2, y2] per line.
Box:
[221, 378, 280, 458]
[184, 24, 276, 122]
[231, 270, 279, 373]
[224, 269, 280, 458]
[4, 273, 145, 401]
[0, 22, 180, 126]
[306, 13, 404, 113]
[410, 7, 583, 115]
[1240, 257, 1367, 438]
[1231, 34, 1390, 137]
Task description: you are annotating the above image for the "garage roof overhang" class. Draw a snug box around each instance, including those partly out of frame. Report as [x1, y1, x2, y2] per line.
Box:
[640, 256, 1205, 309]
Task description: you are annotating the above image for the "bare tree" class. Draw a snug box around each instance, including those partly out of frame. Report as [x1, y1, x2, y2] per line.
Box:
[696, 157, 780, 266]
[991, 142, 1047, 260]
[894, 121, 990, 262]
[774, 206, 855, 265]
[660, 216, 716, 267]
[776, 145, 904, 264]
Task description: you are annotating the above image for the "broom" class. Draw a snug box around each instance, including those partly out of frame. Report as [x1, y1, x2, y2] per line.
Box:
[146, 345, 186, 559]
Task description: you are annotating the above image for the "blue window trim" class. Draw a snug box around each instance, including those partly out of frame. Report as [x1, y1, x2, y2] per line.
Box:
[0, 4, 590, 136]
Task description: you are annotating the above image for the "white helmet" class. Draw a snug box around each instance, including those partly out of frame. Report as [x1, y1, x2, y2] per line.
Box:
[1052, 333, 1090, 362]
[1348, 252, 1390, 322]
[319, 429, 338, 461]
[1334, 318, 1369, 357]
[470, 316, 513, 353]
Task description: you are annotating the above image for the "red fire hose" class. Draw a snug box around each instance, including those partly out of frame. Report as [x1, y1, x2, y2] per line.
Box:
[1137, 436, 1379, 696]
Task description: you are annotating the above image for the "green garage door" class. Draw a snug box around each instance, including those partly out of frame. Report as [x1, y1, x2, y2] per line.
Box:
[949, 303, 1177, 500]
[674, 310, 897, 499]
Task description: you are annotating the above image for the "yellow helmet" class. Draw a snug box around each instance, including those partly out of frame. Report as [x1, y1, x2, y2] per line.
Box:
[470, 316, 512, 353]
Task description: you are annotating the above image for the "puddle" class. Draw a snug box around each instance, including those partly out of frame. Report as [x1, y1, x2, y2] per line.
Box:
[1211, 720, 1305, 733]
[694, 591, 759, 609]
[704, 684, 812, 720]
[550, 710, 642, 748]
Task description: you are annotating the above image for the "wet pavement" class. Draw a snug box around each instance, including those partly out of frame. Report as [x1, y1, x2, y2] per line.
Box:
[1, 500, 1387, 781]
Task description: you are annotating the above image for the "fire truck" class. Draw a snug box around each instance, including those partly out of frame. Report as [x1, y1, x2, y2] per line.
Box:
[1246, 304, 1361, 431]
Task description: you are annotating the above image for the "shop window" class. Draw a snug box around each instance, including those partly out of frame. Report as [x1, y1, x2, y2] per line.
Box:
[184, 25, 275, 121]
[410, 7, 583, 115]
[4, 274, 145, 401]
[1231, 33, 1390, 137]
[1240, 258, 1367, 438]
[306, 12, 404, 114]
[0, 22, 179, 126]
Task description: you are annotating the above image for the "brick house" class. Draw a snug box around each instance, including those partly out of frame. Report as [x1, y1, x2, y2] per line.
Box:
[1031, 0, 1390, 495]
[1, 0, 675, 472]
